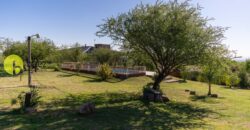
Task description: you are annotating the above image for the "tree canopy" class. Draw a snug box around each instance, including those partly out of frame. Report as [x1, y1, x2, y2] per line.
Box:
[3, 38, 56, 71]
[97, 0, 227, 90]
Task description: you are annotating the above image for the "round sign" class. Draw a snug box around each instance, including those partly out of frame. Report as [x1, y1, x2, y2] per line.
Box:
[4, 54, 24, 75]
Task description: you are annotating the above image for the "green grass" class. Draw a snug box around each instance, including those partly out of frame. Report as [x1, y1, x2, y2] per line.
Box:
[1, 70, 250, 129]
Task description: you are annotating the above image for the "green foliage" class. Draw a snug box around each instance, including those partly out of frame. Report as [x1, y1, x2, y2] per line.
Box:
[233, 60, 250, 89]
[42, 63, 60, 71]
[127, 50, 155, 71]
[239, 71, 250, 88]
[3, 38, 56, 71]
[88, 48, 113, 64]
[97, 64, 113, 80]
[187, 71, 200, 81]
[11, 91, 26, 111]
[54, 66, 61, 71]
[55, 43, 86, 63]
[225, 74, 240, 88]
[197, 74, 206, 82]
[245, 59, 250, 73]
[11, 87, 41, 111]
[97, 0, 227, 90]
[3, 71, 250, 129]
[0, 53, 3, 63]
[180, 67, 189, 82]
[30, 87, 41, 108]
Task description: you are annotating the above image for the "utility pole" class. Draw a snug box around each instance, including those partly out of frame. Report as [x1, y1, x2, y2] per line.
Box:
[27, 36, 31, 87]
[27, 34, 40, 87]
[24, 34, 39, 109]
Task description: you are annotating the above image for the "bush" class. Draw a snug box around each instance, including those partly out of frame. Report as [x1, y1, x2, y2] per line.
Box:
[11, 87, 41, 111]
[97, 64, 113, 81]
[239, 71, 250, 88]
[225, 74, 240, 88]
[42, 63, 61, 71]
[196, 74, 206, 82]
[180, 68, 189, 82]
[186, 71, 200, 81]
[29, 87, 41, 107]
[11, 92, 26, 111]
[54, 65, 61, 71]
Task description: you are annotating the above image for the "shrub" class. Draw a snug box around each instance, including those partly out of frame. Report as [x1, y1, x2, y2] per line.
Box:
[180, 68, 189, 82]
[97, 64, 113, 80]
[54, 65, 61, 71]
[11, 87, 41, 111]
[187, 71, 200, 81]
[29, 87, 41, 108]
[197, 74, 206, 82]
[225, 74, 240, 88]
[239, 71, 250, 88]
[42, 63, 61, 71]
[11, 92, 26, 111]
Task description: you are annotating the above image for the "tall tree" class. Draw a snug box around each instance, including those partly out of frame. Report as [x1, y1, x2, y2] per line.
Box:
[3, 38, 56, 72]
[89, 48, 112, 64]
[97, 0, 227, 92]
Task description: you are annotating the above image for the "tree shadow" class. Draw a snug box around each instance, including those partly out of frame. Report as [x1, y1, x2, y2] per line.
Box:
[189, 95, 223, 104]
[57, 73, 75, 77]
[0, 92, 218, 130]
[178, 80, 187, 83]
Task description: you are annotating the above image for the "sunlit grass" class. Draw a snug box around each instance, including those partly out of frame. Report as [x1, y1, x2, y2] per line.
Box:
[1, 70, 250, 129]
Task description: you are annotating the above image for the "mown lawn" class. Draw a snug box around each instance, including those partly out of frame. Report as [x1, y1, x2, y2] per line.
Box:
[1, 70, 250, 129]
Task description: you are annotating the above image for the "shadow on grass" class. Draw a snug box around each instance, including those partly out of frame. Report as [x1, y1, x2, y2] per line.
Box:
[0, 92, 217, 130]
[190, 95, 223, 104]
[57, 73, 75, 77]
[0, 72, 13, 77]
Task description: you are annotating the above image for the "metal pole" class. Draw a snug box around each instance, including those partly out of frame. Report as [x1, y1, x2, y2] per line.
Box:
[27, 36, 31, 87]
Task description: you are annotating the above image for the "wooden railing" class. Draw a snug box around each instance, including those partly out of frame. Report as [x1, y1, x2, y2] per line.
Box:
[61, 62, 146, 79]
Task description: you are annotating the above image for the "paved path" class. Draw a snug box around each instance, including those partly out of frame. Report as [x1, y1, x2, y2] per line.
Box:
[146, 71, 182, 83]
[146, 71, 156, 77]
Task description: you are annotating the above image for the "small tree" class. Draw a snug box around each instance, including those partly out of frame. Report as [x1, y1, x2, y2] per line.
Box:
[202, 61, 220, 95]
[201, 46, 230, 95]
[97, 0, 227, 96]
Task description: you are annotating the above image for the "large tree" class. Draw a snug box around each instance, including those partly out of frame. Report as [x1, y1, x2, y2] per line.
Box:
[3, 38, 56, 72]
[96, 0, 227, 91]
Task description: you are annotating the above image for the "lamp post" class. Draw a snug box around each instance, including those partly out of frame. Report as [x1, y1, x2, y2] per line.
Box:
[27, 34, 40, 87]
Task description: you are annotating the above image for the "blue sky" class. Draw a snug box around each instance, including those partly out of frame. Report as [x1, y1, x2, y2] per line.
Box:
[0, 0, 250, 59]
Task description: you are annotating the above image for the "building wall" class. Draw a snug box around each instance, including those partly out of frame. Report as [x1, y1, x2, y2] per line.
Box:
[94, 44, 110, 49]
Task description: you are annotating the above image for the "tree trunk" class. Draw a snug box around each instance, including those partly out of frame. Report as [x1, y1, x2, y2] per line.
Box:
[208, 81, 211, 95]
[153, 72, 166, 90]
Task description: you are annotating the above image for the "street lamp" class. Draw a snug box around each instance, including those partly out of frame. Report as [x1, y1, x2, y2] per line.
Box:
[27, 34, 40, 87]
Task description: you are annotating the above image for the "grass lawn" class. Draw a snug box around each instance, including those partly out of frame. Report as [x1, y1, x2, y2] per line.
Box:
[1, 70, 250, 129]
